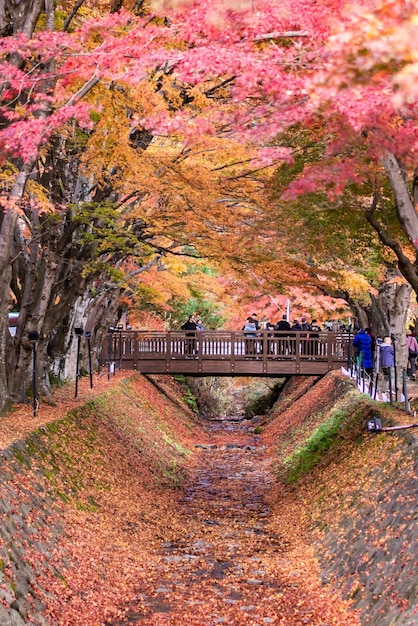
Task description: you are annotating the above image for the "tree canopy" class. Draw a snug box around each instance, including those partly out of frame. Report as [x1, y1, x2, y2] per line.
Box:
[1, 0, 418, 408]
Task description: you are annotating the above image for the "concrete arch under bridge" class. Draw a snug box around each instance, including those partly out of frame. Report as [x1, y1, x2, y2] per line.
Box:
[103, 330, 351, 378]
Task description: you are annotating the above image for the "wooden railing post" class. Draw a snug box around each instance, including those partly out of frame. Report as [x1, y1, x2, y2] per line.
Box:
[197, 332, 203, 372]
[328, 333, 334, 370]
[295, 332, 301, 373]
[166, 331, 172, 372]
[132, 331, 139, 370]
[262, 331, 268, 372]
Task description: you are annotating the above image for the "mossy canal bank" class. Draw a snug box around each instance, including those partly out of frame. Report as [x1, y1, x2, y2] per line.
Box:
[0, 372, 416, 625]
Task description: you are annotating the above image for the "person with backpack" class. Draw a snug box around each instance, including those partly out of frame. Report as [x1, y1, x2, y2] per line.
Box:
[251, 313, 260, 330]
[406, 329, 418, 379]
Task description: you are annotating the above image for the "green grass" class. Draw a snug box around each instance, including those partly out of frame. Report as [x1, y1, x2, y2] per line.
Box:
[283, 409, 347, 483]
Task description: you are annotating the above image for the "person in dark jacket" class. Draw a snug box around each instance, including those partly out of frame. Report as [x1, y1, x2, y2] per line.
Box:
[309, 319, 321, 357]
[407, 330, 418, 379]
[273, 315, 290, 356]
[353, 328, 373, 374]
[288, 319, 302, 355]
[365, 327, 376, 358]
[291, 319, 302, 331]
[300, 316, 312, 355]
[275, 315, 291, 332]
[251, 313, 260, 331]
[181, 315, 197, 356]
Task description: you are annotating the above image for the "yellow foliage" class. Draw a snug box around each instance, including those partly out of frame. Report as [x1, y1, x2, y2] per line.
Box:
[337, 270, 374, 301]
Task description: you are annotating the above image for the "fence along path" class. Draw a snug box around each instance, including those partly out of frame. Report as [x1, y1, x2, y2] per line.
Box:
[104, 330, 351, 377]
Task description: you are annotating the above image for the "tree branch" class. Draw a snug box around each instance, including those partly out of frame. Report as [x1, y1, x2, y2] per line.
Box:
[63, 0, 87, 32]
[254, 31, 309, 43]
[365, 192, 418, 289]
[65, 73, 101, 106]
[204, 76, 236, 97]
[124, 254, 162, 280]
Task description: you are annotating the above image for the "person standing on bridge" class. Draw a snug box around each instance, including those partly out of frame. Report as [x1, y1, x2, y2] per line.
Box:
[251, 313, 260, 331]
[181, 314, 197, 357]
[274, 315, 291, 356]
[196, 318, 205, 331]
[243, 316, 258, 356]
[275, 315, 291, 332]
[309, 319, 321, 357]
[300, 317, 312, 356]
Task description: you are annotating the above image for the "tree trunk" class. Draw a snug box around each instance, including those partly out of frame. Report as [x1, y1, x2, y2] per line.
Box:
[372, 275, 411, 371]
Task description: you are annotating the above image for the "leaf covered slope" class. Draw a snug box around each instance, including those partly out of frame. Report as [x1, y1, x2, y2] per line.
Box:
[0, 374, 203, 625]
[262, 372, 418, 626]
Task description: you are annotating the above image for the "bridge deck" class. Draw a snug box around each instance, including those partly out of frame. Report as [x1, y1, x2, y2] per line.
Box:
[104, 331, 351, 377]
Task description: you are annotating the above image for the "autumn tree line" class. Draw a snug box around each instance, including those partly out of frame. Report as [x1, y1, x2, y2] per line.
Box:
[1, 0, 418, 411]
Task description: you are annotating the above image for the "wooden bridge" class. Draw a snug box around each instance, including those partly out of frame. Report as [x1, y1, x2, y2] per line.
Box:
[104, 330, 351, 377]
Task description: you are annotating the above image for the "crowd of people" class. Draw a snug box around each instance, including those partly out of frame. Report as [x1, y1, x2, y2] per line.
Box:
[351, 325, 418, 398]
[180, 313, 331, 358]
[179, 315, 417, 378]
[181, 313, 325, 338]
[178, 314, 418, 400]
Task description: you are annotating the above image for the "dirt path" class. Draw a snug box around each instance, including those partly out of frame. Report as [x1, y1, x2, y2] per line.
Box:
[109, 417, 359, 625]
[0, 371, 130, 450]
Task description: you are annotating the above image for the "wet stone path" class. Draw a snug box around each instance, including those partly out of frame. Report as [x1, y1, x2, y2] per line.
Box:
[109, 417, 356, 625]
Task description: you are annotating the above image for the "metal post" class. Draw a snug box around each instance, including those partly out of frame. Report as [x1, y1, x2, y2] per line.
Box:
[403, 370, 410, 414]
[388, 365, 393, 405]
[113, 330, 117, 375]
[107, 328, 114, 380]
[392, 334, 398, 401]
[74, 327, 83, 398]
[373, 343, 380, 400]
[28, 331, 39, 418]
[118, 324, 123, 370]
[85, 331, 93, 389]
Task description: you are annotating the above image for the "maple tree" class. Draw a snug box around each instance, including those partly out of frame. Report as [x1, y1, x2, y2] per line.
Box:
[0, 1, 268, 408]
[143, 0, 418, 350]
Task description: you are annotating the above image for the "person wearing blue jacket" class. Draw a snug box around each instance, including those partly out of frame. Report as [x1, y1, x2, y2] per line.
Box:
[353, 328, 374, 374]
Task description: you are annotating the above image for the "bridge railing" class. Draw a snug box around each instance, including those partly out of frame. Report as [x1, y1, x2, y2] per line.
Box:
[104, 330, 351, 371]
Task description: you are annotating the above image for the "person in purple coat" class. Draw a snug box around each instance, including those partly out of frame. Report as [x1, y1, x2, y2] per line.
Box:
[379, 336, 395, 394]
[353, 329, 374, 375]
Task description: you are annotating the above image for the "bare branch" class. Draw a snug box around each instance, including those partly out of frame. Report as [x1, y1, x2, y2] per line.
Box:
[204, 76, 236, 97]
[254, 31, 309, 43]
[365, 192, 418, 287]
[63, 0, 87, 32]
[65, 73, 100, 106]
[125, 254, 162, 279]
